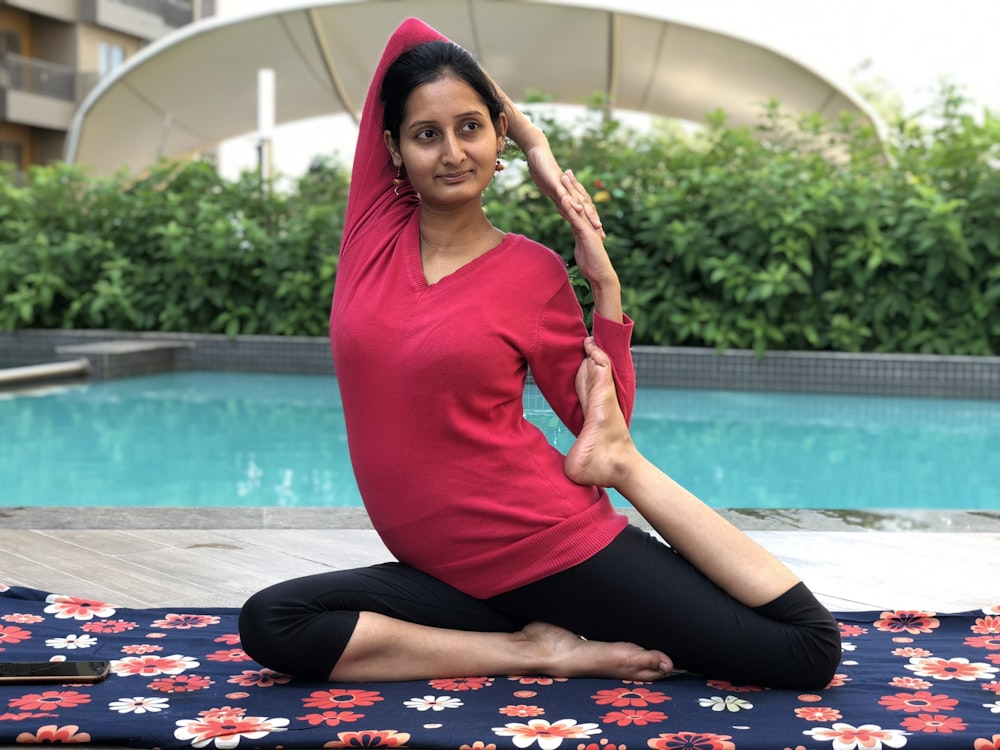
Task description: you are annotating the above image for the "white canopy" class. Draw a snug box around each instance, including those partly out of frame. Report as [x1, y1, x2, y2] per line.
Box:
[65, 0, 883, 175]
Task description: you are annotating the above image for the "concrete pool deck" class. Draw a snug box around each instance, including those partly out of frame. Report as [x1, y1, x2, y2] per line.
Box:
[1, 507, 998, 614]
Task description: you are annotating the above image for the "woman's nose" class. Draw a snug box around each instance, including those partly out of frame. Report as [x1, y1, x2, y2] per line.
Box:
[440, 133, 464, 164]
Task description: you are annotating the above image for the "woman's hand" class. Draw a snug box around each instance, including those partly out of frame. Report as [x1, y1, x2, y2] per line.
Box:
[556, 170, 622, 323]
[524, 142, 605, 236]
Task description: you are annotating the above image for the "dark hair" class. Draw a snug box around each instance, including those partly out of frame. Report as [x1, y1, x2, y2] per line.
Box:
[380, 40, 504, 145]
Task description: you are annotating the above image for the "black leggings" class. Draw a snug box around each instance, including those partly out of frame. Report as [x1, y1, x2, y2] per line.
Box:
[239, 525, 841, 689]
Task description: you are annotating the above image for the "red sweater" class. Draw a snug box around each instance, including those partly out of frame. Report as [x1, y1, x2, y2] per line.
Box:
[329, 18, 633, 598]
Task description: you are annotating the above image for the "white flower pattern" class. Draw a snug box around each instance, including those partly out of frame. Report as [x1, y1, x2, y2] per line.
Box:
[403, 695, 464, 711]
[698, 694, 753, 712]
[45, 633, 99, 649]
[108, 696, 171, 714]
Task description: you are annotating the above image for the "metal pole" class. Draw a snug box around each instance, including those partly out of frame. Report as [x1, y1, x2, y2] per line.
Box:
[257, 67, 275, 185]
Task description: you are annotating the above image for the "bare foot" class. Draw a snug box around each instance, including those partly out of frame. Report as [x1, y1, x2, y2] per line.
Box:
[522, 622, 672, 681]
[565, 338, 638, 488]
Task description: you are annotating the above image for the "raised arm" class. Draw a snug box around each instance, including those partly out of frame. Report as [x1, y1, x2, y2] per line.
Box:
[341, 18, 446, 245]
[488, 78, 605, 236]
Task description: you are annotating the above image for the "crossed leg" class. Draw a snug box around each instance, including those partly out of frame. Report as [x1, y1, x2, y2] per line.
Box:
[244, 337, 818, 685]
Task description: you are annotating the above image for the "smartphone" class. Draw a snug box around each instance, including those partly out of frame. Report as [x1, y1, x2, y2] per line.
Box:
[0, 660, 111, 684]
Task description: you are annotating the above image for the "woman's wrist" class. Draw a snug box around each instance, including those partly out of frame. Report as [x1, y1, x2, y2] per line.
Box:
[503, 100, 546, 153]
[591, 276, 623, 323]
[513, 119, 547, 156]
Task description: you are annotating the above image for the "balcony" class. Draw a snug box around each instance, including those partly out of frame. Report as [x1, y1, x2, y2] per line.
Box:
[80, 0, 194, 41]
[111, 0, 195, 27]
[0, 53, 77, 130]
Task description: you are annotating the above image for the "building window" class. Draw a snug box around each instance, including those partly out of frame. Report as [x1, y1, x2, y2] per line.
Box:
[0, 29, 22, 55]
[0, 141, 25, 171]
[99, 42, 126, 77]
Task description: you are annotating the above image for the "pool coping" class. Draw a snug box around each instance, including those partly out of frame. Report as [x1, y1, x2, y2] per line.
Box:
[3, 506, 999, 533]
[2, 329, 999, 398]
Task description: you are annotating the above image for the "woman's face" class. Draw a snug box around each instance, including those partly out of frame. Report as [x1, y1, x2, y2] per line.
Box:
[386, 75, 506, 208]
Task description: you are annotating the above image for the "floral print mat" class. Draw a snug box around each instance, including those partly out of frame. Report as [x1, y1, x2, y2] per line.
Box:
[1, 584, 999, 749]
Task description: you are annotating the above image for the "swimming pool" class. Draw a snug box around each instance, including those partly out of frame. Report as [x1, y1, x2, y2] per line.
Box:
[2, 371, 998, 509]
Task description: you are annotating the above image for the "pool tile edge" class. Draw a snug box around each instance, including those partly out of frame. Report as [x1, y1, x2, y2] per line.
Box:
[2, 506, 998, 533]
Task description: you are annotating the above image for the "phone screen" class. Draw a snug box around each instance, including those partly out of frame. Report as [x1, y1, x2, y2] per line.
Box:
[0, 661, 111, 683]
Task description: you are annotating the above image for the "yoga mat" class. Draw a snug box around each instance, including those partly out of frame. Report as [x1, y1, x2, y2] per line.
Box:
[1, 583, 998, 749]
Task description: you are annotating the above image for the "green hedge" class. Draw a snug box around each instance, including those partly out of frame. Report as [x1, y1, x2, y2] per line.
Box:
[0, 156, 347, 337]
[1, 87, 998, 353]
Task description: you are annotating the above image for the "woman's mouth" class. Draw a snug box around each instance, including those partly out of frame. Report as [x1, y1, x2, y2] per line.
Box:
[438, 171, 471, 183]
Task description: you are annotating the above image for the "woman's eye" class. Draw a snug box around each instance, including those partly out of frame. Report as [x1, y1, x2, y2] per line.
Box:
[416, 129, 436, 140]
[462, 121, 480, 132]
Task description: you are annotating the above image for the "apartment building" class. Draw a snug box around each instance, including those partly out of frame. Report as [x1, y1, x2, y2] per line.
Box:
[0, 0, 214, 173]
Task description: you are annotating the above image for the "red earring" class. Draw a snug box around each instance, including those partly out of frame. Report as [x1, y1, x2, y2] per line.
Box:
[392, 167, 404, 195]
[495, 158, 504, 173]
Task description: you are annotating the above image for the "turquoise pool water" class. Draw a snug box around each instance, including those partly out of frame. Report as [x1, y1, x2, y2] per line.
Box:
[2, 371, 998, 509]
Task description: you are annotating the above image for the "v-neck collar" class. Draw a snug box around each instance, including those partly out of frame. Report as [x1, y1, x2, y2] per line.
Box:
[405, 212, 511, 292]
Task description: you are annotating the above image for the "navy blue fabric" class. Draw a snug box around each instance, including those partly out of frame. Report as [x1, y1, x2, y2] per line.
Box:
[1, 583, 998, 749]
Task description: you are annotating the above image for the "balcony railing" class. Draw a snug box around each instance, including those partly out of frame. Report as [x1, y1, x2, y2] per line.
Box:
[109, 0, 195, 27]
[0, 53, 76, 101]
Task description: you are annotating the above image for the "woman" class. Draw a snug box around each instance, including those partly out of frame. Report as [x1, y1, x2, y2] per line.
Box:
[239, 17, 840, 689]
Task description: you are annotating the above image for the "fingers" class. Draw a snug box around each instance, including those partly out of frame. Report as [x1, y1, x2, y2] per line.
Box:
[560, 170, 605, 237]
[583, 337, 611, 367]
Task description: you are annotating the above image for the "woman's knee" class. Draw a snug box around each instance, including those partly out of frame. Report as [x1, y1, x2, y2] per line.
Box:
[796, 610, 843, 689]
[237, 587, 286, 669]
[237, 581, 359, 680]
[759, 589, 843, 689]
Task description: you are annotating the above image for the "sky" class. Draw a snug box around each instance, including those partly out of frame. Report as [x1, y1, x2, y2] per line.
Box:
[215, 0, 1000, 179]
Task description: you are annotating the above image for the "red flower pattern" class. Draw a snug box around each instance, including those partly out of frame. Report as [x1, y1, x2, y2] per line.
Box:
[1, 613, 43, 624]
[794, 706, 843, 722]
[112, 653, 199, 676]
[591, 687, 670, 707]
[121, 643, 163, 654]
[81, 619, 137, 633]
[803, 722, 908, 748]
[600, 708, 668, 726]
[174, 710, 288, 745]
[507, 676, 568, 685]
[492, 718, 600, 747]
[839, 623, 868, 637]
[15, 724, 91, 744]
[888, 676, 932, 689]
[43, 595, 115, 620]
[226, 668, 291, 687]
[428, 676, 494, 691]
[205, 648, 251, 662]
[148, 674, 214, 692]
[874, 610, 941, 635]
[646, 731, 735, 750]
[322, 729, 411, 747]
[906, 656, 999, 681]
[877, 690, 958, 712]
[297, 710, 365, 726]
[151, 613, 220, 629]
[498, 704, 545, 717]
[966, 635, 1000, 650]
[899, 712, 968, 733]
[9, 691, 91, 711]
[972, 616, 1000, 634]
[0, 625, 31, 645]
[303, 689, 384, 709]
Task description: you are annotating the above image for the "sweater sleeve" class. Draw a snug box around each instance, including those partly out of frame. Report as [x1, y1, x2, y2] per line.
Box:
[341, 18, 448, 248]
[527, 270, 636, 435]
